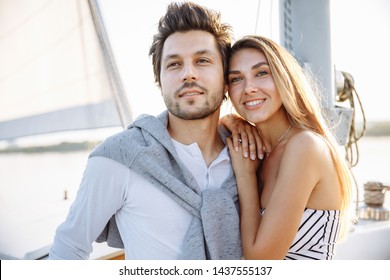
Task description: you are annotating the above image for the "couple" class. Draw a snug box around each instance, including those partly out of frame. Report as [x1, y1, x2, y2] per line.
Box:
[49, 2, 352, 260]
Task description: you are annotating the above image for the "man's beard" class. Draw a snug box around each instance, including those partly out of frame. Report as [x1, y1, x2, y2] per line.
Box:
[163, 82, 224, 120]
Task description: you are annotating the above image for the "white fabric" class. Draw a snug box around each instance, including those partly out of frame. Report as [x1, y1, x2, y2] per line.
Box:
[50, 141, 231, 259]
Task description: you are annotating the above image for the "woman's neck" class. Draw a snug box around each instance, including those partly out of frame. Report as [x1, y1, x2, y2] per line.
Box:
[255, 114, 292, 155]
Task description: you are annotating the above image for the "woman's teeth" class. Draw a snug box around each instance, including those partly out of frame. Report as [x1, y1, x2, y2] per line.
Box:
[245, 100, 264, 107]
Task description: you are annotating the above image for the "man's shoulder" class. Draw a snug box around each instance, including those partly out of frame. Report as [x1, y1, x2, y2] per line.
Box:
[88, 127, 143, 163]
[88, 112, 169, 163]
[100, 127, 139, 147]
[99, 112, 163, 147]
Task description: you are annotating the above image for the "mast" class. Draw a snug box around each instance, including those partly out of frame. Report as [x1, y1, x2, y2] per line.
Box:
[278, 0, 353, 145]
[88, 0, 132, 128]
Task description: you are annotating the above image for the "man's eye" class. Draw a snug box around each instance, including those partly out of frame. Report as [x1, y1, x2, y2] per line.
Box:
[167, 62, 180, 68]
[197, 58, 210, 64]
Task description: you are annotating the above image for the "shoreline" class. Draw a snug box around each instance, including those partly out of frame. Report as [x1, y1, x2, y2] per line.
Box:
[0, 121, 389, 153]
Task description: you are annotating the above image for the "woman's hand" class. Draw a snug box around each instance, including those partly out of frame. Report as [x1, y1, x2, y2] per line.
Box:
[220, 114, 264, 160]
[226, 137, 260, 179]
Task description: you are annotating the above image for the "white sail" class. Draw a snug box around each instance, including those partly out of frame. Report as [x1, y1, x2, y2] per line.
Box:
[0, 0, 131, 141]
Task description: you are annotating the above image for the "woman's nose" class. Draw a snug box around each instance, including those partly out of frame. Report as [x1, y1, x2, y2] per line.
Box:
[243, 80, 258, 95]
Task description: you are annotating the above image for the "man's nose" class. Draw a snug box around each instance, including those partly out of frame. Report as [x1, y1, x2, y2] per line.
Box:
[181, 64, 199, 82]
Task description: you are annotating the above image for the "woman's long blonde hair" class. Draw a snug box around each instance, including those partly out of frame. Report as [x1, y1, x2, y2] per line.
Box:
[230, 35, 352, 235]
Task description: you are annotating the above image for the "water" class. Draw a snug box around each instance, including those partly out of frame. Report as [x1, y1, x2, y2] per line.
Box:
[0, 150, 90, 259]
[0, 136, 389, 259]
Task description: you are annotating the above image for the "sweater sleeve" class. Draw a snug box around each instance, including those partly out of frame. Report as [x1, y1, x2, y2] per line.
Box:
[48, 156, 130, 259]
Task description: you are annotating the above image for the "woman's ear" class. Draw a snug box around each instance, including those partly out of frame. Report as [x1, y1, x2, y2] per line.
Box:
[224, 84, 229, 95]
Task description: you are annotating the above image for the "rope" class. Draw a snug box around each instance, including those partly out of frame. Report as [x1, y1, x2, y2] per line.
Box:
[336, 72, 367, 217]
[363, 181, 390, 206]
[336, 71, 367, 167]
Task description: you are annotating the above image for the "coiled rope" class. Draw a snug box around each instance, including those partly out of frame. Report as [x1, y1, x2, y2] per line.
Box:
[336, 71, 367, 167]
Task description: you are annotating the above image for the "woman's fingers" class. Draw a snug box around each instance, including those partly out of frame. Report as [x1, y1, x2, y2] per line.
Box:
[220, 114, 264, 160]
[238, 126, 250, 158]
[227, 136, 260, 176]
[237, 123, 264, 160]
[244, 125, 257, 160]
[231, 125, 241, 152]
[251, 126, 264, 160]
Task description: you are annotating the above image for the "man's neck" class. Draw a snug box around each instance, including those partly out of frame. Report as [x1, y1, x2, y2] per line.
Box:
[167, 112, 224, 166]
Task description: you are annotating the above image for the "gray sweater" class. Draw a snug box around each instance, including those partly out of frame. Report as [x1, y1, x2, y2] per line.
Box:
[90, 111, 242, 259]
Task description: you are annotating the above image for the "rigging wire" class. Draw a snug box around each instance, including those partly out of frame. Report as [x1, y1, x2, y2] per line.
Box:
[254, 0, 275, 38]
[269, 0, 273, 38]
[254, 0, 261, 34]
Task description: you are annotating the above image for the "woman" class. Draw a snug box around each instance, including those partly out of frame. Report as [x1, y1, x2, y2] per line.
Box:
[223, 36, 352, 260]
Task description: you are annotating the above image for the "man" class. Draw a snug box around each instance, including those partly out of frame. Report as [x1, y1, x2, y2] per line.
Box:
[49, 1, 241, 260]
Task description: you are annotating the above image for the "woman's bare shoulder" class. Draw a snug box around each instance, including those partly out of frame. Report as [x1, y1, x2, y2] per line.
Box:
[285, 130, 329, 164]
[285, 129, 327, 155]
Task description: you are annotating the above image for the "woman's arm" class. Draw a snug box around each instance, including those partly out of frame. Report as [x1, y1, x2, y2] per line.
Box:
[227, 132, 323, 259]
[226, 137, 262, 257]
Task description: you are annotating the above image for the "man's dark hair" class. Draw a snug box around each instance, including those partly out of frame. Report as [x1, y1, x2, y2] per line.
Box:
[149, 1, 233, 87]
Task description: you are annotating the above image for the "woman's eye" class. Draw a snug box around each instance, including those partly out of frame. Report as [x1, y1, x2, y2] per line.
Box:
[229, 77, 241, 83]
[257, 70, 268, 77]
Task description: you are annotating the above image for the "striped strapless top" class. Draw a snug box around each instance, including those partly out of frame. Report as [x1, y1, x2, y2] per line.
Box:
[261, 208, 341, 260]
